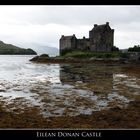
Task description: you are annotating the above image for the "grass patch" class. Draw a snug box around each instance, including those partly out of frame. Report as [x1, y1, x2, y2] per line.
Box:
[61, 51, 121, 59]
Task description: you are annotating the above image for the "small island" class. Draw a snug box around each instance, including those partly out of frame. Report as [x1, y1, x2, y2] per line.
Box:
[30, 22, 140, 63]
[0, 40, 37, 55]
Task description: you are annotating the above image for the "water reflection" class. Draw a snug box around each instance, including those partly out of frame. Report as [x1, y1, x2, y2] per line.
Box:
[60, 64, 140, 99]
[60, 64, 114, 91]
[0, 56, 139, 117]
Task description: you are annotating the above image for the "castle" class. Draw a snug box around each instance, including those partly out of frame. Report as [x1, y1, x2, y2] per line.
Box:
[60, 22, 114, 55]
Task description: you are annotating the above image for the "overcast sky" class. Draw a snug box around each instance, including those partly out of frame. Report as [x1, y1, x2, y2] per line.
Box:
[0, 5, 140, 51]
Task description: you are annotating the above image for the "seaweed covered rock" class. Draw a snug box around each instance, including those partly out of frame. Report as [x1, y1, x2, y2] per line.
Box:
[40, 54, 49, 57]
[30, 54, 49, 61]
[30, 56, 39, 61]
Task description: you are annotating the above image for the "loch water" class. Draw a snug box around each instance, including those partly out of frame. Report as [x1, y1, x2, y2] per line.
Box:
[0, 55, 140, 117]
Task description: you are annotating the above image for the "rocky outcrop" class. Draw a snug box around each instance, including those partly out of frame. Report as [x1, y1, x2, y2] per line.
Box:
[30, 54, 122, 64]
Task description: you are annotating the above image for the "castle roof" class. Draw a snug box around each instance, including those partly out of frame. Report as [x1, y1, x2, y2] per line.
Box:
[95, 24, 111, 30]
[62, 36, 73, 39]
[61, 34, 76, 40]
[91, 22, 113, 32]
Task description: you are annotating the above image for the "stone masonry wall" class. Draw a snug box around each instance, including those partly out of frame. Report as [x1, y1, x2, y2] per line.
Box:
[60, 22, 114, 55]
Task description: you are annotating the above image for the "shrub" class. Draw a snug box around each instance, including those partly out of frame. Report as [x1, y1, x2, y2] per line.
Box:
[120, 53, 129, 58]
[62, 51, 120, 58]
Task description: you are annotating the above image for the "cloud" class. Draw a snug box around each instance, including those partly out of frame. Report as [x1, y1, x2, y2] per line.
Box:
[0, 5, 140, 52]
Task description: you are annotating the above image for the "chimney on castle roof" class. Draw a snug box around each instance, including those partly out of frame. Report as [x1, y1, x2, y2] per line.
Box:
[73, 34, 75, 37]
[94, 24, 98, 27]
[106, 22, 109, 25]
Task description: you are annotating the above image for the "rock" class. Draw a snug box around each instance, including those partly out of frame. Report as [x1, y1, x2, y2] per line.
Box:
[30, 54, 49, 61]
[129, 101, 140, 107]
[76, 81, 83, 84]
[89, 57, 96, 61]
[40, 54, 49, 57]
[110, 106, 122, 111]
[29, 56, 39, 61]
[0, 85, 6, 92]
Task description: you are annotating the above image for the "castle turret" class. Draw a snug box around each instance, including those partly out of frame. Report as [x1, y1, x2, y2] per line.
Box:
[89, 22, 114, 52]
[106, 22, 109, 26]
[60, 34, 77, 55]
[94, 24, 98, 27]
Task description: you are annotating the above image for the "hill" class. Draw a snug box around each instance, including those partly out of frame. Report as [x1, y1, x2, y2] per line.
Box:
[0, 41, 37, 55]
[31, 45, 59, 56]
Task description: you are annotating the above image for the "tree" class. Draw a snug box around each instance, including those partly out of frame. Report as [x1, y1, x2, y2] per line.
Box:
[128, 45, 140, 52]
[111, 46, 119, 52]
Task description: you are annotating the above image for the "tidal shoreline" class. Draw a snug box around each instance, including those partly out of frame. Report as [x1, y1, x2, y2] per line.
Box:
[0, 55, 139, 128]
[0, 100, 139, 128]
[30, 55, 140, 65]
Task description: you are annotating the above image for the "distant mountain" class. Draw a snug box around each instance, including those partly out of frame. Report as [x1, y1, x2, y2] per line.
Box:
[32, 45, 59, 56]
[0, 41, 37, 55]
[120, 49, 128, 53]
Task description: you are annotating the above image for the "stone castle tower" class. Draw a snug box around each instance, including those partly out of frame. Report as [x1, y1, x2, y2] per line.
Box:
[60, 22, 114, 55]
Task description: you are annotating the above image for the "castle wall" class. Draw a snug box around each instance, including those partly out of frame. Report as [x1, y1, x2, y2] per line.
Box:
[89, 25, 114, 52]
[60, 38, 71, 50]
[60, 35, 77, 55]
[60, 22, 114, 55]
[71, 37, 77, 50]
[76, 38, 90, 51]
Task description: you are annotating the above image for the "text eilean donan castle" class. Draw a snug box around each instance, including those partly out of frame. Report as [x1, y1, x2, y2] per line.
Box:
[60, 22, 114, 55]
